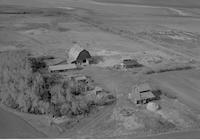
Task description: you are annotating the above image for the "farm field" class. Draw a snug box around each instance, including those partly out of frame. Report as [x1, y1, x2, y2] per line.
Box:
[0, 0, 200, 138]
[93, 0, 200, 8]
[151, 69, 200, 113]
[0, 107, 46, 138]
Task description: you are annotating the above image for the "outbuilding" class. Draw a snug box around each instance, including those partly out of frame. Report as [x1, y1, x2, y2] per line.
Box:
[121, 59, 140, 69]
[128, 83, 156, 104]
[48, 64, 77, 73]
[68, 43, 91, 66]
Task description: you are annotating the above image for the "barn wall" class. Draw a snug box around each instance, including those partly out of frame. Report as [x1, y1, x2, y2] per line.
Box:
[76, 50, 91, 63]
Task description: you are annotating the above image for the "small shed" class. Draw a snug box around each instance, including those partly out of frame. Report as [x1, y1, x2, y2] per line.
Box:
[68, 43, 91, 65]
[129, 83, 156, 104]
[93, 86, 103, 95]
[87, 86, 104, 100]
[121, 59, 140, 69]
[73, 75, 87, 83]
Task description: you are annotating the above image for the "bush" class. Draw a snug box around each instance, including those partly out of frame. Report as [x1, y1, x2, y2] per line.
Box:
[28, 57, 47, 73]
[60, 103, 71, 116]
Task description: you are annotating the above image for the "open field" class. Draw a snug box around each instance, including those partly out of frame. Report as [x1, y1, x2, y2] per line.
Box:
[0, 0, 200, 138]
[0, 107, 46, 138]
[93, 0, 200, 8]
[151, 70, 200, 113]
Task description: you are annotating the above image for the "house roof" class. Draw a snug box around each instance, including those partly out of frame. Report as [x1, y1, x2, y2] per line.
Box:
[131, 83, 155, 101]
[138, 83, 152, 92]
[140, 91, 155, 99]
[94, 86, 103, 92]
[74, 76, 87, 81]
[49, 64, 77, 72]
[68, 43, 85, 62]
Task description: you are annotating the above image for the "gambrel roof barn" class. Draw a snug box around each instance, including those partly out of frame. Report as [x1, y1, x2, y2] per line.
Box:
[68, 43, 91, 64]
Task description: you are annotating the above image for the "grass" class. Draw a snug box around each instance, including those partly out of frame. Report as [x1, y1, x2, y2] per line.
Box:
[93, 0, 200, 8]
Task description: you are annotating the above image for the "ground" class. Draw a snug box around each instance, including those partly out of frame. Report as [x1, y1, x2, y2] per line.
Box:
[0, 0, 200, 138]
[0, 106, 46, 138]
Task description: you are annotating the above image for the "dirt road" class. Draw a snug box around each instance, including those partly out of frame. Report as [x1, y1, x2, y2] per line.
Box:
[144, 129, 200, 139]
[110, 129, 200, 139]
[0, 107, 46, 138]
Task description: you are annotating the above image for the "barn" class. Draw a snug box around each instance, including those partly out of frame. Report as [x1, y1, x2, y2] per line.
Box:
[68, 43, 91, 65]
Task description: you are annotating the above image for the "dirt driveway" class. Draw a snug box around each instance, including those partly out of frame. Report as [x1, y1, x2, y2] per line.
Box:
[81, 66, 142, 97]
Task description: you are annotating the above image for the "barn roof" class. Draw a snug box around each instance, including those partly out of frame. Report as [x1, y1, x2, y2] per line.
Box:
[49, 64, 77, 72]
[68, 43, 85, 62]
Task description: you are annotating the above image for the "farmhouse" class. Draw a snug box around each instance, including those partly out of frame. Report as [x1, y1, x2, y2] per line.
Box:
[68, 43, 91, 66]
[121, 59, 140, 69]
[128, 83, 156, 104]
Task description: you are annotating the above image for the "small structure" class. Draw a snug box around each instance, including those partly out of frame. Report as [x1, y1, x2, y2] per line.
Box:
[69, 75, 90, 92]
[128, 83, 156, 104]
[121, 59, 140, 69]
[93, 86, 103, 94]
[73, 75, 88, 83]
[49, 64, 77, 73]
[50, 116, 70, 125]
[88, 86, 104, 96]
[68, 43, 91, 66]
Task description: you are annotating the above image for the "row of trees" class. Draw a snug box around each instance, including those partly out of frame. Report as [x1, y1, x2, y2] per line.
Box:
[0, 50, 93, 117]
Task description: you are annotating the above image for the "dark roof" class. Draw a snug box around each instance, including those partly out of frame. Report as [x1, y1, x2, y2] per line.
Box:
[123, 59, 139, 65]
[132, 83, 155, 100]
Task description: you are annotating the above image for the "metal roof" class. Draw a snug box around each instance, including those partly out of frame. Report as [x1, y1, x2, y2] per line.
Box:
[94, 86, 103, 92]
[140, 91, 155, 99]
[138, 83, 151, 92]
[68, 43, 85, 62]
[74, 76, 87, 81]
[49, 64, 77, 72]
